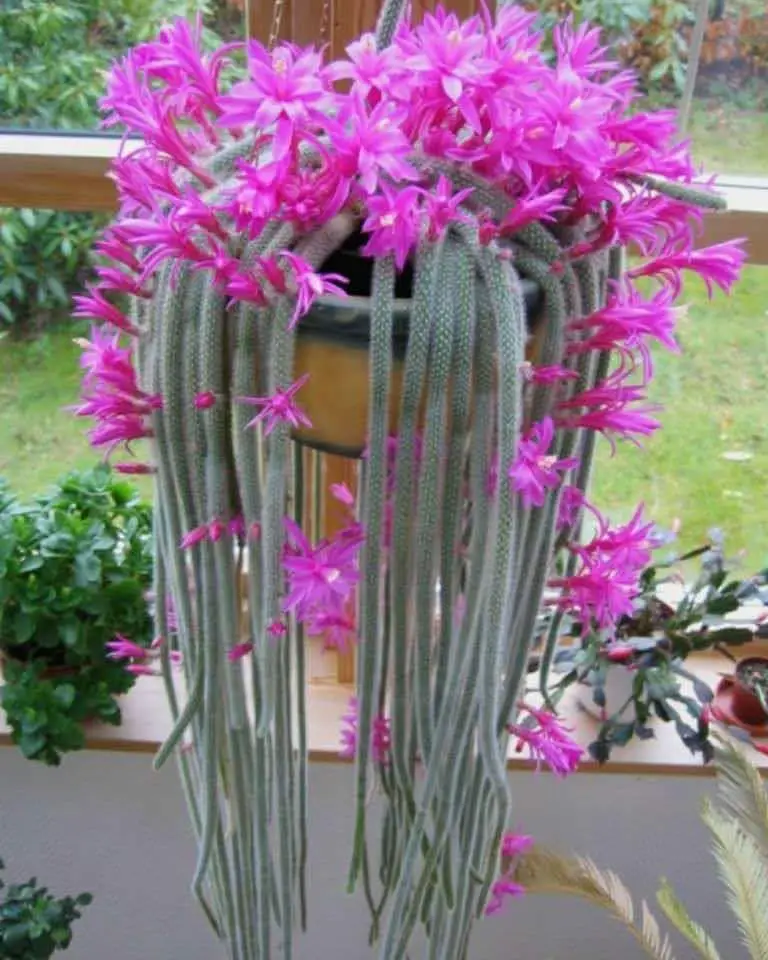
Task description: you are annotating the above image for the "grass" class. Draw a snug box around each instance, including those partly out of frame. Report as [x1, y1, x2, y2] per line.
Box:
[688, 99, 768, 176]
[591, 265, 768, 569]
[1, 266, 767, 569]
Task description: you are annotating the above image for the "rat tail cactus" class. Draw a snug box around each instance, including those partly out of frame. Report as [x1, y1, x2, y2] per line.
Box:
[73, 0, 744, 957]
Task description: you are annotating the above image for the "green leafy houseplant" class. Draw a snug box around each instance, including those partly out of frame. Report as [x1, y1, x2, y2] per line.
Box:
[0, 859, 91, 959]
[514, 735, 768, 960]
[0, 465, 154, 765]
[550, 538, 765, 764]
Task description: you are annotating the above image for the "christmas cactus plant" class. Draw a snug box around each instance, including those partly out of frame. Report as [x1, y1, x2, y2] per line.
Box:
[71, 0, 745, 957]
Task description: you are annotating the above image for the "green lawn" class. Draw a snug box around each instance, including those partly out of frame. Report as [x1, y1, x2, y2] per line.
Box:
[2, 266, 767, 566]
[688, 101, 768, 176]
[591, 265, 768, 568]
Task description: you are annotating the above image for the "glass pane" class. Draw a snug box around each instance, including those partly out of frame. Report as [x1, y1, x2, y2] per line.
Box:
[687, 0, 768, 177]
[591, 264, 768, 571]
[0, 1, 235, 132]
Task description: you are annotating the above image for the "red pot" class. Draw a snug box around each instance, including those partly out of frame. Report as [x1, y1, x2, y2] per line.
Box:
[731, 657, 768, 726]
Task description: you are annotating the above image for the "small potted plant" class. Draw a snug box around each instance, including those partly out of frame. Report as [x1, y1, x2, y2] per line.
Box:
[0, 858, 92, 958]
[551, 536, 762, 763]
[0, 465, 155, 765]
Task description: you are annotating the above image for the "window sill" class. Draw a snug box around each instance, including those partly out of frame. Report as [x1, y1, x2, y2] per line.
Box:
[2, 650, 766, 776]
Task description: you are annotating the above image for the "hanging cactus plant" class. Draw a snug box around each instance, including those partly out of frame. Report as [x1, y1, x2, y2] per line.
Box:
[72, 1, 745, 958]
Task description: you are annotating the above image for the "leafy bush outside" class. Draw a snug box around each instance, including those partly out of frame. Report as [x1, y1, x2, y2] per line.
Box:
[0, 0, 216, 332]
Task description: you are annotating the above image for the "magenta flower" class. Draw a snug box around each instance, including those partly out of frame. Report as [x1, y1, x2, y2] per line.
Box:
[228, 641, 254, 662]
[583, 503, 658, 574]
[628, 239, 746, 298]
[106, 635, 147, 661]
[339, 697, 359, 760]
[330, 483, 355, 507]
[338, 696, 391, 764]
[72, 288, 138, 337]
[282, 517, 364, 622]
[362, 183, 423, 270]
[237, 374, 312, 436]
[194, 391, 217, 409]
[308, 608, 357, 651]
[508, 703, 584, 777]
[267, 620, 287, 639]
[508, 417, 578, 508]
[114, 462, 155, 476]
[326, 33, 402, 96]
[485, 832, 534, 917]
[326, 95, 418, 195]
[180, 525, 209, 550]
[421, 175, 473, 241]
[280, 252, 348, 327]
[218, 43, 330, 159]
[549, 552, 639, 630]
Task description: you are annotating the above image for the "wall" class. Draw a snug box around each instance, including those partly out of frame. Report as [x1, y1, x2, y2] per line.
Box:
[0, 749, 740, 959]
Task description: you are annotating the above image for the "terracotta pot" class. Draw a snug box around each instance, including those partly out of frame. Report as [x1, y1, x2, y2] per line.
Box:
[292, 235, 544, 457]
[731, 657, 768, 726]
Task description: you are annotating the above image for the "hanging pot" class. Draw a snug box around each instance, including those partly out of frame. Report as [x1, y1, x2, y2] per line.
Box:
[293, 232, 544, 457]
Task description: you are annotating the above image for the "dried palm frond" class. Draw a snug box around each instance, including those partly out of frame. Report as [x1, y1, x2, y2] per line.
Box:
[514, 846, 677, 960]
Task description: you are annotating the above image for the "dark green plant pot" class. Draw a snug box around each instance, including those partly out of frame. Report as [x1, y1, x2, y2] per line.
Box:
[293, 235, 544, 457]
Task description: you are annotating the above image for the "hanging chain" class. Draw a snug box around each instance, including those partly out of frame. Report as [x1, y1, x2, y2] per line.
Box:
[268, 0, 287, 48]
[320, 0, 332, 49]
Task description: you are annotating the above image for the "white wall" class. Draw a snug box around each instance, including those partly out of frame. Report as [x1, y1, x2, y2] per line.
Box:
[0, 749, 740, 959]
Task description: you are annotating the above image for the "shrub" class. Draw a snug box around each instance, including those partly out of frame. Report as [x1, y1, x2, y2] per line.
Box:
[0, 858, 91, 959]
[0, 0, 212, 331]
[0, 465, 154, 765]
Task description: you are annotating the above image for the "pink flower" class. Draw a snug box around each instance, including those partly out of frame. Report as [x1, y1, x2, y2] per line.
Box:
[307, 608, 357, 651]
[106, 635, 147, 661]
[508, 703, 584, 777]
[583, 504, 657, 573]
[326, 33, 401, 96]
[325, 95, 418, 195]
[421, 175, 473, 240]
[194, 391, 217, 409]
[628, 239, 746, 298]
[282, 517, 364, 622]
[485, 877, 526, 917]
[549, 553, 639, 630]
[228, 515, 246, 538]
[267, 620, 287, 638]
[208, 519, 226, 542]
[72, 288, 138, 336]
[362, 183, 423, 270]
[114, 462, 156, 475]
[218, 43, 331, 159]
[228, 641, 254, 662]
[330, 483, 355, 507]
[180, 525, 208, 549]
[338, 696, 391, 764]
[339, 697, 359, 760]
[508, 417, 578, 508]
[485, 833, 534, 917]
[280, 252, 348, 327]
[237, 374, 313, 436]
